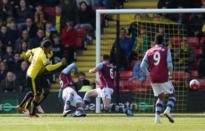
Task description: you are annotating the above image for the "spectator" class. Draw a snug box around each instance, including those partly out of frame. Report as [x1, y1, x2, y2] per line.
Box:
[17, 41, 28, 58]
[0, 61, 8, 82]
[128, 22, 138, 39]
[3, 46, 14, 70]
[29, 28, 45, 48]
[76, 0, 94, 44]
[171, 37, 194, 71]
[34, 4, 46, 29]
[12, 53, 22, 73]
[16, 60, 28, 92]
[22, 17, 37, 38]
[7, 18, 19, 46]
[129, 55, 147, 81]
[0, 71, 17, 93]
[157, 0, 176, 8]
[179, 37, 194, 72]
[15, 30, 30, 52]
[110, 28, 134, 70]
[45, 21, 56, 37]
[0, 41, 5, 60]
[60, 0, 77, 23]
[14, 0, 33, 28]
[3, 45, 14, 61]
[158, 28, 169, 46]
[75, 71, 90, 92]
[188, 14, 204, 36]
[54, 6, 63, 33]
[76, 0, 92, 8]
[0, 25, 10, 45]
[51, 34, 63, 63]
[133, 29, 149, 54]
[0, 0, 14, 22]
[76, 1, 95, 30]
[61, 20, 78, 63]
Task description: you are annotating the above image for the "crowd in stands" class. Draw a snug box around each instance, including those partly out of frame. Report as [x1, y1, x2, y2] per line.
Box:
[110, 26, 150, 84]
[158, 0, 205, 79]
[0, 0, 127, 93]
[112, 0, 205, 86]
[1, 0, 204, 93]
[158, 0, 205, 37]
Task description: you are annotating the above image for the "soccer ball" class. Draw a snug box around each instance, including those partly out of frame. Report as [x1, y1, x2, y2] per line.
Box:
[189, 79, 200, 89]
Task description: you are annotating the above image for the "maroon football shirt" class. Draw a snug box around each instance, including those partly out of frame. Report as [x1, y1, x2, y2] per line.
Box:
[59, 73, 74, 89]
[146, 44, 169, 83]
[98, 64, 115, 89]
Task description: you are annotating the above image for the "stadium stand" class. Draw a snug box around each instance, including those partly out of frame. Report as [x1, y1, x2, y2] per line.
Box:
[0, 0, 127, 92]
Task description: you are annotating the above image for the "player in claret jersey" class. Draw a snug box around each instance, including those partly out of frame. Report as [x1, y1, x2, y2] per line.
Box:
[83, 55, 114, 112]
[83, 55, 132, 116]
[59, 63, 86, 117]
[140, 34, 176, 124]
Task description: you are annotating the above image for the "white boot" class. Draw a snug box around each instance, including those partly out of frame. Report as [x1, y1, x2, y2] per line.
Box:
[37, 105, 44, 114]
[164, 109, 174, 123]
[155, 114, 161, 124]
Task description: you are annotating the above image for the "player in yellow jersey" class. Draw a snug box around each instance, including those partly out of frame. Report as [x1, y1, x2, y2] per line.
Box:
[17, 39, 66, 117]
[17, 48, 54, 115]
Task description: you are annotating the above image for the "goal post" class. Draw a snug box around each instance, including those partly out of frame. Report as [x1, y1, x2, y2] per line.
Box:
[95, 8, 205, 113]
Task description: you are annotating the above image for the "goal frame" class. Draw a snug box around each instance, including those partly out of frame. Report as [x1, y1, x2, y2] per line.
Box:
[95, 8, 205, 113]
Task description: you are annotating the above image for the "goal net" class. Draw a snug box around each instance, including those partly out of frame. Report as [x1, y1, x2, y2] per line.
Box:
[95, 9, 205, 113]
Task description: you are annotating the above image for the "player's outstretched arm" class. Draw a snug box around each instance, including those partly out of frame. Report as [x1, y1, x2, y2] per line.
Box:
[140, 53, 149, 76]
[88, 63, 103, 73]
[62, 62, 78, 75]
[45, 58, 67, 72]
[167, 49, 173, 73]
[88, 67, 98, 73]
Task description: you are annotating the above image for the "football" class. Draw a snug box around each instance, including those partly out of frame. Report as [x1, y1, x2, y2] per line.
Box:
[189, 79, 200, 89]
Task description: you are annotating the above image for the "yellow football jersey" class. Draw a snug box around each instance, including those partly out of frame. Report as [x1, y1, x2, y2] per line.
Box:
[26, 47, 62, 79]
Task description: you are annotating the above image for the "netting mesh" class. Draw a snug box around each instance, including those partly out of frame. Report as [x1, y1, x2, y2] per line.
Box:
[99, 13, 193, 112]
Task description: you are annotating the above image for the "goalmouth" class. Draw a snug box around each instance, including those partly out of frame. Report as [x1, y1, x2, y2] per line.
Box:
[95, 8, 205, 113]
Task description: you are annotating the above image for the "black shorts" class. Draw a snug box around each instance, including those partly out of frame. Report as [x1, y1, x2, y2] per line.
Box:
[27, 74, 51, 96]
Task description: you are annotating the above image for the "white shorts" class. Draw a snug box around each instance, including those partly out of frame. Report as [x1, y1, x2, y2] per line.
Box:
[151, 81, 175, 97]
[62, 87, 83, 107]
[95, 87, 113, 99]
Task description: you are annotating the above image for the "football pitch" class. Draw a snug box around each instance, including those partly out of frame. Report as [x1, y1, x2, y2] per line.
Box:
[0, 114, 205, 131]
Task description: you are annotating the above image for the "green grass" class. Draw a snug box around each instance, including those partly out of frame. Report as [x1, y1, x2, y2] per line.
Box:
[0, 114, 205, 131]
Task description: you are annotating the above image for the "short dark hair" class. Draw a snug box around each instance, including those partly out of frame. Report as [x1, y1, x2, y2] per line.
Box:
[155, 34, 163, 44]
[41, 39, 53, 48]
[103, 54, 110, 61]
